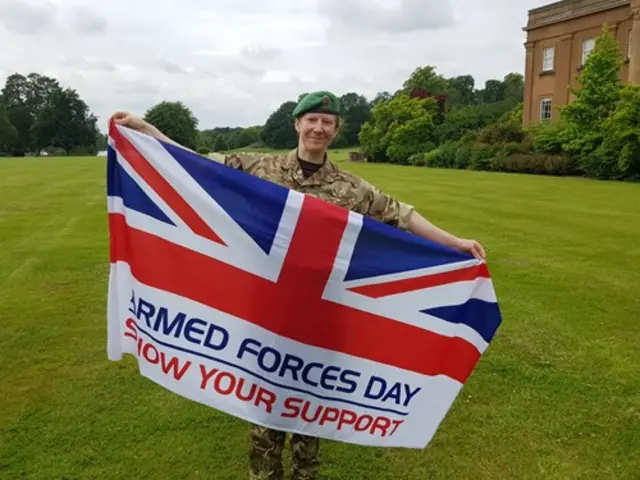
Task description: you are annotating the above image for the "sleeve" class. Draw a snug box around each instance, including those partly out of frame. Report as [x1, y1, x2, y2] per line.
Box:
[361, 179, 414, 230]
[224, 154, 244, 170]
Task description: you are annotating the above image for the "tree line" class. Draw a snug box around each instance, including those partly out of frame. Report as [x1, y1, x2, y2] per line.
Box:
[0, 67, 525, 157]
[0, 73, 103, 156]
[402, 25, 639, 180]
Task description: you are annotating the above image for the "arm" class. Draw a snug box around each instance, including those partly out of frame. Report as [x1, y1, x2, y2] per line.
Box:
[363, 179, 486, 260]
[408, 211, 486, 260]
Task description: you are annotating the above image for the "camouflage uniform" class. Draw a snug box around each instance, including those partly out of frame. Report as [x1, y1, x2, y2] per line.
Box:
[223, 149, 413, 480]
[224, 149, 414, 229]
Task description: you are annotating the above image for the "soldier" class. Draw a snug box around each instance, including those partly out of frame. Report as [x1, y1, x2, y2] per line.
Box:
[111, 91, 485, 480]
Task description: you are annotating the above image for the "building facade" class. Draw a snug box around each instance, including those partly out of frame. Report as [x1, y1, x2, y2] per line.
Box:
[523, 0, 640, 124]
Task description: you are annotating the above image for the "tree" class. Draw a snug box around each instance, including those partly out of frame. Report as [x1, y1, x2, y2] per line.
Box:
[478, 79, 506, 104]
[370, 91, 392, 108]
[144, 101, 199, 150]
[1, 73, 61, 155]
[402, 66, 448, 96]
[503, 73, 524, 104]
[434, 100, 516, 145]
[0, 101, 18, 155]
[560, 24, 624, 176]
[31, 87, 100, 154]
[96, 133, 108, 152]
[261, 101, 298, 149]
[445, 75, 476, 108]
[236, 126, 262, 147]
[339, 92, 371, 146]
[359, 93, 438, 163]
[584, 83, 640, 179]
[212, 135, 228, 152]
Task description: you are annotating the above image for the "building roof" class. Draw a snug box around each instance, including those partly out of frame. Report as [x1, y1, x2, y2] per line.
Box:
[524, 0, 630, 30]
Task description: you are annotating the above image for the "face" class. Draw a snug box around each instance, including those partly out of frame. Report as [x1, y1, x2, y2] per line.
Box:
[295, 112, 339, 153]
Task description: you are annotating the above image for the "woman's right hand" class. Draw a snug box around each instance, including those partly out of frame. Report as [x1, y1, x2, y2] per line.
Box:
[110, 111, 157, 137]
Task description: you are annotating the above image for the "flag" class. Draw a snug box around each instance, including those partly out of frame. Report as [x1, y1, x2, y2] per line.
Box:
[106, 121, 502, 449]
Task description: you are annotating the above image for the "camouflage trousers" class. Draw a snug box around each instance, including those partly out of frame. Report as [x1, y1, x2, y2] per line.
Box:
[249, 423, 320, 480]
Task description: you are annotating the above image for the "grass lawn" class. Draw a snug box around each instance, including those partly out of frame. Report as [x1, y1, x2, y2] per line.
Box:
[1, 154, 639, 479]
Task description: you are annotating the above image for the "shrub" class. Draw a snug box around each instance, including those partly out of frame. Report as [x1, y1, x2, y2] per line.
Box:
[46, 147, 67, 156]
[408, 153, 426, 166]
[424, 141, 458, 168]
[67, 146, 92, 156]
[454, 145, 470, 169]
[469, 142, 496, 170]
[489, 153, 578, 175]
[197, 146, 211, 155]
[496, 141, 533, 157]
[527, 121, 567, 155]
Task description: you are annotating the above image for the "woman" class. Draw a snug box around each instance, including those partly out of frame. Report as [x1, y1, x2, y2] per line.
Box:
[111, 90, 485, 480]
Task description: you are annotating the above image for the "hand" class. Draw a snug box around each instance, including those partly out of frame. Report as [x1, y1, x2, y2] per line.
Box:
[453, 238, 486, 260]
[110, 111, 156, 136]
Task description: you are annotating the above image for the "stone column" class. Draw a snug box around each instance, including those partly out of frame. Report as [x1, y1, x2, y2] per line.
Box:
[523, 41, 536, 124]
[629, 4, 640, 84]
[555, 33, 574, 110]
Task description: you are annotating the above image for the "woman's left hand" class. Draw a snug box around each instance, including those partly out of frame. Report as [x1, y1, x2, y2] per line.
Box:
[453, 238, 486, 260]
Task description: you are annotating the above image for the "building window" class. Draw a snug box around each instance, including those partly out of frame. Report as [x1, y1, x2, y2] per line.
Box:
[582, 38, 595, 65]
[628, 29, 632, 59]
[540, 98, 552, 121]
[542, 46, 555, 71]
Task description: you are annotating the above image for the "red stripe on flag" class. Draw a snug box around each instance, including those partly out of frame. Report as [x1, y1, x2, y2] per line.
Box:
[109, 209, 482, 383]
[110, 124, 225, 245]
[349, 263, 490, 298]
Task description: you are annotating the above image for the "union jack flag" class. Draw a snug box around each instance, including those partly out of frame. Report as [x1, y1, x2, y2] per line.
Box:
[106, 121, 502, 447]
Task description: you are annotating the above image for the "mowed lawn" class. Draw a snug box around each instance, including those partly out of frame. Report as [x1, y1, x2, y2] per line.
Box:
[1, 154, 639, 479]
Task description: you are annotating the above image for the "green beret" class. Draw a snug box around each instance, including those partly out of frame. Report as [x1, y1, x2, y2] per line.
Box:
[292, 91, 341, 118]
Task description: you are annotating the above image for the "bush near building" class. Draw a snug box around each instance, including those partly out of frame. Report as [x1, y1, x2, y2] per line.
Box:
[361, 26, 640, 181]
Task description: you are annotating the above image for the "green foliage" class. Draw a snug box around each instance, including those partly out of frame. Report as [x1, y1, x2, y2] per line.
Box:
[95, 133, 108, 152]
[402, 66, 448, 95]
[558, 25, 633, 179]
[144, 101, 199, 151]
[339, 92, 372, 146]
[67, 146, 92, 156]
[589, 84, 640, 179]
[31, 87, 99, 155]
[197, 146, 211, 155]
[434, 100, 517, 144]
[359, 93, 437, 163]
[469, 143, 496, 170]
[261, 101, 298, 149]
[424, 142, 460, 168]
[526, 120, 567, 155]
[0, 102, 18, 155]
[200, 126, 262, 152]
[0, 72, 97, 156]
[445, 75, 476, 108]
[489, 154, 578, 176]
[562, 25, 622, 132]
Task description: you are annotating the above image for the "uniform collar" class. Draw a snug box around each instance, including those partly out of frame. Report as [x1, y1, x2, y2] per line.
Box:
[285, 148, 337, 185]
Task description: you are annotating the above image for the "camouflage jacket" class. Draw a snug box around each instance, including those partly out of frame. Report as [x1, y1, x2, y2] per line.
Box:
[223, 149, 414, 230]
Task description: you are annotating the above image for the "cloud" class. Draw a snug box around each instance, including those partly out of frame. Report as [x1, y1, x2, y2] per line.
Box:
[0, 0, 58, 35]
[62, 56, 117, 72]
[68, 6, 108, 35]
[0, 0, 108, 36]
[319, 0, 454, 35]
[0, 0, 546, 131]
[157, 58, 191, 75]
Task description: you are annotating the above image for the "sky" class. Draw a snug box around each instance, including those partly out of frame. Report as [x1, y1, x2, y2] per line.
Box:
[0, 0, 547, 131]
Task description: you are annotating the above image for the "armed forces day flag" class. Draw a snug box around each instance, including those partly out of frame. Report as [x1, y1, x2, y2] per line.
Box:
[106, 121, 502, 449]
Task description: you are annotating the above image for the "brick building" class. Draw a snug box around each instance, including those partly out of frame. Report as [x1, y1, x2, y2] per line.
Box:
[523, 0, 640, 124]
